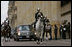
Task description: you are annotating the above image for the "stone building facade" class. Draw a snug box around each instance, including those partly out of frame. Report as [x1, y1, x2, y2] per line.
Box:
[61, 1, 71, 24]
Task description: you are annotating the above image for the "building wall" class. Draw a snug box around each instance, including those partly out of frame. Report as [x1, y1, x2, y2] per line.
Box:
[61, 2, 71, 24]
[15, 1, 61, 25]
[61, 2, 71, 38]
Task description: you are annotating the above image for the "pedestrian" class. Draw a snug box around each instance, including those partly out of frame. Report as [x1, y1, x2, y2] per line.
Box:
[54, 24, 58, 40]
[45, 23, 49, 40]
[67, 22, 71, 39]
[42, 17, 46, 41]
[42, 16, 49, 41]
[45, 23, 52, 40]
[59, 24, 63, 39]
[62, 23, 67, 39]
[49, 24, 52, 40]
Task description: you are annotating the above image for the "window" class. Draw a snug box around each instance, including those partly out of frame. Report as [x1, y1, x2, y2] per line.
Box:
[19, 26, 30, 31]
[61, 1, 70, 7]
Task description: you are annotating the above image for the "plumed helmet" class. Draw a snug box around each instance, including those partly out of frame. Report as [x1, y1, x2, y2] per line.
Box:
[37, 8, 40, 11]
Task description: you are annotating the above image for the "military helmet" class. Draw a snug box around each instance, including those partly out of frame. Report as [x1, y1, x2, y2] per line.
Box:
[37, 8, 40, 11]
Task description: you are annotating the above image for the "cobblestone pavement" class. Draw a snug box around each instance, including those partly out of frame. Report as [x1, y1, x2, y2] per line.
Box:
[1, 37, 71, 46]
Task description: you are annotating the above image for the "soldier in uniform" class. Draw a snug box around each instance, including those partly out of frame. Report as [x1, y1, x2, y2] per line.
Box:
[2, 21, 7, 41]
[6, 23, 11, 41]
[1, 24, 5, 41]
[34, 8, 43, 30]
[3, 21, 11, 42]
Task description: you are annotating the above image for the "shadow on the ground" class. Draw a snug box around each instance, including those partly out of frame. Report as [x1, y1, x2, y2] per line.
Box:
[16, 39, 35, 42]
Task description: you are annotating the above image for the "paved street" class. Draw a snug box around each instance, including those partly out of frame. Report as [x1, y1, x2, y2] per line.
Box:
[1, 38, 71, 46]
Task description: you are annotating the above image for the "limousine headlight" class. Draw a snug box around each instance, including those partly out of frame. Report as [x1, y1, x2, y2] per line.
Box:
[18, 32, 20, 35]
[35, 32, 37, 35]
[41, 16, 42, 18]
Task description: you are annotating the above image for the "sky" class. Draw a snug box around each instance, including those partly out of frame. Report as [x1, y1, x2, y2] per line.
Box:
[1, 1, 9, 24]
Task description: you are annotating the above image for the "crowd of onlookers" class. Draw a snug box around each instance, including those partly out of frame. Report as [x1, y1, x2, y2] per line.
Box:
[43, 21, 71, 40]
